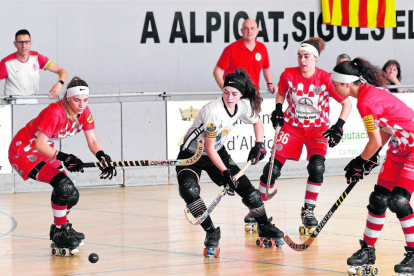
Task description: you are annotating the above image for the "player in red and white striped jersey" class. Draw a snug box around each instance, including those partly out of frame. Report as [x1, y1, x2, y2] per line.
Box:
[253, 37, 352, 232]
[0, 29, 67, 103]
[332, 58, 414, 274]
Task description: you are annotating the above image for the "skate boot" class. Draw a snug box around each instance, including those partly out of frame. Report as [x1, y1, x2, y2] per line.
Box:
[203, 227, 221, 259]
[67, 220, 85, 246]
[395, 246, 414, 275]
[300, 203, 318, 235]
[50, 223, 80, 257]
[50, 222, 85, 246]
[244, 212, 257, 233]
[347, 240, 378, 276]
[256, 217, 285, 248]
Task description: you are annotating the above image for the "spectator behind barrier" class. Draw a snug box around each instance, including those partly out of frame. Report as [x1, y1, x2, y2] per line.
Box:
[0, 29, 67, 104]
[336, 53, 351, 65]
[382, 60, 405, 93]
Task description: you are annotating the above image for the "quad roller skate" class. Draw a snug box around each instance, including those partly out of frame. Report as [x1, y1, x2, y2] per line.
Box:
[300, 203, 318, 236]
[50, 221, 85, 247]
[395, 246, 414, 276]
[50, 223, 80, 257]
[244, 213, 257, 233]
[203, 227, 221, 259]
[347, 240, 378, 276]
[256, 217, 285, 248]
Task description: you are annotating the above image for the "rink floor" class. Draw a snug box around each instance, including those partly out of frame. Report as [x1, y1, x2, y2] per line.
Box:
[0, 173, 405, 275]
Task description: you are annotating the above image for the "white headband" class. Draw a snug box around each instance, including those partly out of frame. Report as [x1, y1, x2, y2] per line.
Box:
[331, 71, 360, 83]
[298, 43, 319, 58]
[66, 86, 89, 98]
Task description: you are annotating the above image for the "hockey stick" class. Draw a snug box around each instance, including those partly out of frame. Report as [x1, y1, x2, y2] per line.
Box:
[184, 160, 252, 225]
[83, 139, 204, 168]
[265, 127, 280, 200]
[283, 181, 357, 251]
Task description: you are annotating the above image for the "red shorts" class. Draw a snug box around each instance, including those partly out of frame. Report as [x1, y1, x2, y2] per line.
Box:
[275, 123, 329, 161]
[378, 146, 414, 193]
[9, 146, 62, 181]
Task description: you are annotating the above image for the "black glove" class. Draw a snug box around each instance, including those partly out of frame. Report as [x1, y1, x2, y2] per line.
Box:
[364, 147, 382, 176]
[248, 142, 267, 165]
[96, 150, 117, 180]
[323, 118, 345, 148]
[222, 169, 238, 196]
[56, 151, 84, 173]
[344, 155, 367, 184]
[270, 103, 284, 128]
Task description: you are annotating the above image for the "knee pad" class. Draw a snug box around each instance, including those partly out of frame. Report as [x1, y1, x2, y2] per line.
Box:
[307, 155, 325, 183]
[67, 187, 80, 210]
[178, 170, 200, 204]
[388, 186, 413, 218]
[51, 177, 77, 206]
[260, 159, 283, 185]
[242, 190, 263, 209]
[367, 185, 390, 216]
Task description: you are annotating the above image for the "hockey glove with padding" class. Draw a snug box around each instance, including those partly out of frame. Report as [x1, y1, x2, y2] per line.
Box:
[222, 169, 238, 196]
[96, 150, 117, 180]
[57, 152, 84, 173]
[270, 103, 284, 128]
[363, 147, 382, 176]
[323, 118, 345, 148]
[344, 155, 367, 184]
[248, 142, 267, 165]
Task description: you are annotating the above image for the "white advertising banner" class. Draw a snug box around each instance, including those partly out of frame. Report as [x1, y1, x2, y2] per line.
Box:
[167, 93, 414, 162]
[0, 105, 12, 174]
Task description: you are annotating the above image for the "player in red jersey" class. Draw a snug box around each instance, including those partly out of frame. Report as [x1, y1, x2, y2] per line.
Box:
[246, 37, 352, 234]
[8, 76, 116, 256]
[332, 58, 414, 275]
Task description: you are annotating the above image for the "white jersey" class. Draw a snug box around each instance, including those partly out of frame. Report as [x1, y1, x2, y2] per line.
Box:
[182, 97, 259, 155]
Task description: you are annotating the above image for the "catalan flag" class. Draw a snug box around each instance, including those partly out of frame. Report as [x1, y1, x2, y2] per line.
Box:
[322, 0, 396, 27]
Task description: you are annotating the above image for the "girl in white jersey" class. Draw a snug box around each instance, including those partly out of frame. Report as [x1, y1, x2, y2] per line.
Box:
[253, 37, 352, 235]
[177, 68, 284, 257]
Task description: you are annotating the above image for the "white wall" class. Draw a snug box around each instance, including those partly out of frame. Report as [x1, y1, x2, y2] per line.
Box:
[0, 0, 413, 95]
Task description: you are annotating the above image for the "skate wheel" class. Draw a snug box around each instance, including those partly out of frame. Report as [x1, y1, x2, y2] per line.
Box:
[60, 248, 67, 257]
[51, 248, 58, 256]
[252, 224, 257, 232]
[357, 267, 366, 276]
[267, 240, 275, 248]
[214, 247, 220, 258]
[203, 248, 208, 257]
[369, 266, 378, 276]
[245, 225, 252, 233]
[304, 227, 310, 236]
[276, 239, 285, 248]
[299, 226, 305, 235]
[256, 238, 264, 247]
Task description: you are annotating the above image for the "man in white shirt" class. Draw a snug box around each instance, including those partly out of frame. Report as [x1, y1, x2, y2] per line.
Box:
[0, 29, 67, 104]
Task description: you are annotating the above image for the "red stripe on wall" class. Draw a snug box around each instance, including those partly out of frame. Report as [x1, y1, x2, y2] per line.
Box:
[329, 0, 334, 21]
[341, 0, 350, 26]
[359, 0, 368, 27]
[377, 0, 386, 27]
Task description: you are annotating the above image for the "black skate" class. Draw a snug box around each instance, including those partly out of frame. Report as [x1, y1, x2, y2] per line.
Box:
[347, 240, 378, 276]
[244, 212, 257, 233]
[50, 223, 80, 257]
[300, 203, 318, 235]
[50, 221, 85, 247]
[395, 246, 414, 275]
[256, 217, 285, 248]
[203, 227, 221, 259]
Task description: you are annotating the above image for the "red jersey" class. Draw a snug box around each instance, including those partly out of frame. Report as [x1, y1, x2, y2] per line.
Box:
[279, 67, 344, 128]
[216, 39, 270, 89]
[10, 101, 95, 156]
[357, 84, 414, 152]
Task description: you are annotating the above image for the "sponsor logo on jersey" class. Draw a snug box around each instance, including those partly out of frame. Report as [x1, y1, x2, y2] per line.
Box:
[87, 114, 94, 123]
[216, 130, 229, 142]
[205, 123, 217, 139]
[12, 164, 18, 172]
[298, 98, 313, 106]
[313, 86, 322, 95]
[229, 158, 235, 165]
[19, 170, 24, 176]
[363, 115, 378, 132]
[276, 143, 283, 151]
[28, 155, 37, 162]
[255, 53, 262, 61]
[15, 141, 22, 146]
[206, 123, 216, 132]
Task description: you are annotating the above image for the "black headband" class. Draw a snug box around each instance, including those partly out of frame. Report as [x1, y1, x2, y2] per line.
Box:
[223, 78, 244, 95]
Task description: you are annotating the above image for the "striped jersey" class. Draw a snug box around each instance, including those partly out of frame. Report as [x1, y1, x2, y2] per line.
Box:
[0, 51, 52, 96]
[182, 97, 259, 155]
